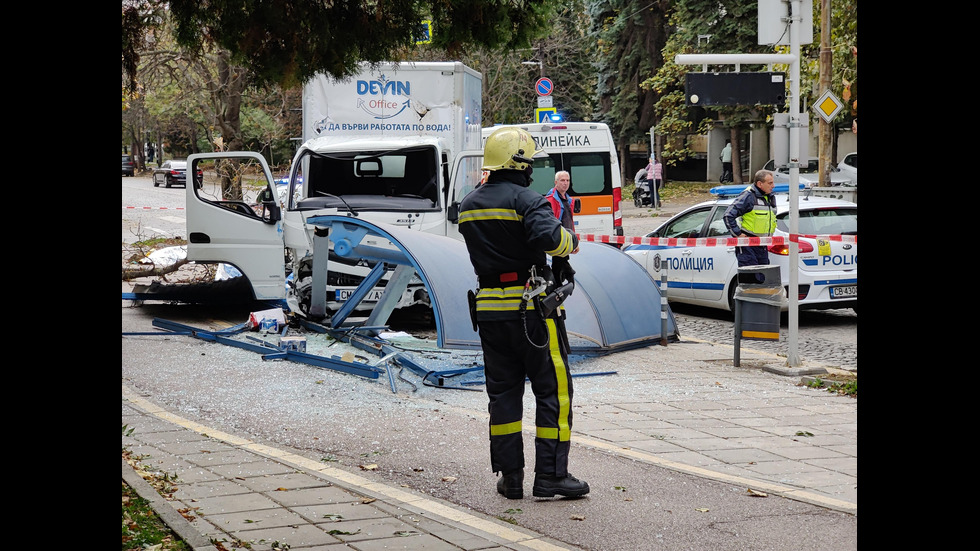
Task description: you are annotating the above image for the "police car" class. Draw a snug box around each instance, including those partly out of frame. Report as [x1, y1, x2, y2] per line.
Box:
[622, 185, 857, 312]
[764, 158, 853, 187]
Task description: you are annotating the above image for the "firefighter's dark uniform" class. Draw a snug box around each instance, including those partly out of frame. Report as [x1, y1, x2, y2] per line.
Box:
[458, 169, 579, 479]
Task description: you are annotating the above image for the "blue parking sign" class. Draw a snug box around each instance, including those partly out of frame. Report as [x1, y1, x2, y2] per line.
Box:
[535, 77, 554, 96]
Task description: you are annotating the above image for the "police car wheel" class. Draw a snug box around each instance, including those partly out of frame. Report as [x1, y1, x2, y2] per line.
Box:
[726, 278, 738, 313]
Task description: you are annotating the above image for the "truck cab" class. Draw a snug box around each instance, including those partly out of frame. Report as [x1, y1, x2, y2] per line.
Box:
[285, 136, 483, 239]
[184, 62, 485, 321]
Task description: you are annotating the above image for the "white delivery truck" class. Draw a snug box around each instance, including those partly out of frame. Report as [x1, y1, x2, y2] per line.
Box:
[185, 62, 486, 319]
[481, 122, 624, 240]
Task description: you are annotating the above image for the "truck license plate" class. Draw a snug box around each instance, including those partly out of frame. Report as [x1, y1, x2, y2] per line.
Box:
[336, 288, 385, 302]
[830, 285, 857, 299]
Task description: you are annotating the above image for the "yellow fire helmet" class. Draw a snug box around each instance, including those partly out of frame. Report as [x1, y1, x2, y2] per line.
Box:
[481, 126, 543, 171]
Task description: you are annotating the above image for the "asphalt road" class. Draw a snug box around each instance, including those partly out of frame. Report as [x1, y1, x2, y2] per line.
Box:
[122, 174, 187, 245]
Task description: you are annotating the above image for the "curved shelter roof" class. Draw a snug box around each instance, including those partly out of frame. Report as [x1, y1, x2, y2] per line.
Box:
[307, 215, 678, 351]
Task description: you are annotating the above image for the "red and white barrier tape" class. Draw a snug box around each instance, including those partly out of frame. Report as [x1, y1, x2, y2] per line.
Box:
[578, 233, 857, 247]
[117, 211, 854, 246]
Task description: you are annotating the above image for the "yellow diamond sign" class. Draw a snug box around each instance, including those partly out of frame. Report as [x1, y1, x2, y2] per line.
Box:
[813, 89, 844, 123]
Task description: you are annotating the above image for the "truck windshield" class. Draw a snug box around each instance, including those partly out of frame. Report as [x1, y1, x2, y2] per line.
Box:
[293, 146, 440, 211]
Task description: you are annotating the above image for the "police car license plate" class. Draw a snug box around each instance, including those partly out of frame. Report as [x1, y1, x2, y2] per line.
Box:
[830, 285, 857, 299]
[336, 288, 385, 302]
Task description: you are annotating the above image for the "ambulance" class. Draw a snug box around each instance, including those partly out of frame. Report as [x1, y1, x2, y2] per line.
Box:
[481, 122, 624, 241]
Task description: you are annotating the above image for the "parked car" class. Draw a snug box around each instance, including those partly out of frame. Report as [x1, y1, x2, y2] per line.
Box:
[763, 157, 853, 187]
[152, 160, 189, 188]
[622, 186, 857, 313]
[122, 154, 135, 177]
[837, 152, 857, 185]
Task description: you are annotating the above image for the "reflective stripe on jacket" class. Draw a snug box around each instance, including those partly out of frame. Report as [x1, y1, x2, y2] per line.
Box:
[459, 171, 577, 321]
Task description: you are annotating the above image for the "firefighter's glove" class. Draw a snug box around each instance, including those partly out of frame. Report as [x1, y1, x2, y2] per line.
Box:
[552, 255, 575, 286]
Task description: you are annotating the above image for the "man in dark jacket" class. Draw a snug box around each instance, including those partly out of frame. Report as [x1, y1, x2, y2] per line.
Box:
[458, 126, 589, 500]
[544, 171, 580, 255]
[723, 169, 777, 268]
[544, 170, 575, 232]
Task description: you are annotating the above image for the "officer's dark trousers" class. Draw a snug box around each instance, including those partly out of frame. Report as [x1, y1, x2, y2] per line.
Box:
[478, 313, 573, 477]
[736, 246, 770, 282]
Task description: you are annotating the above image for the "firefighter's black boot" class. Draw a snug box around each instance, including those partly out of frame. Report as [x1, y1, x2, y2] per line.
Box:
[496, 469, 524, 499]
[532, 472, 590, 498]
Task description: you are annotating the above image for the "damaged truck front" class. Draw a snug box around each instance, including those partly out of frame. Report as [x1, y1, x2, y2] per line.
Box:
[185, 61, 485, 321]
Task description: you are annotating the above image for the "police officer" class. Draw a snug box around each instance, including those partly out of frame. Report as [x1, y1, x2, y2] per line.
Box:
[458, 127, 589, 500]
[723, 169, 777, 269]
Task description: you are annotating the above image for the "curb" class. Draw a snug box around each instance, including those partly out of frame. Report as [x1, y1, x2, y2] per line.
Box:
[761, 364, 828, 377]
[122, 458, 221, 551]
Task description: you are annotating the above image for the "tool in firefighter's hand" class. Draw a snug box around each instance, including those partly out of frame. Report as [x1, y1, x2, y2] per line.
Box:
[538, 281, 575, 319]
[551, 255, 576, 288]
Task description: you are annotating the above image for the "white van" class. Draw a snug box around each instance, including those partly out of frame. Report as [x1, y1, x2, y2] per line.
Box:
[481, 122, 624, 240]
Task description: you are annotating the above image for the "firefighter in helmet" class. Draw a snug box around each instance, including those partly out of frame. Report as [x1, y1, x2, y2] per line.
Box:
[458, 126, 589, 499]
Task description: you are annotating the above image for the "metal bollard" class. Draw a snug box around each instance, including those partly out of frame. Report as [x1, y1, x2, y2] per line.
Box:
[734, 297, 741, 366]
[660, 266, 668, 346]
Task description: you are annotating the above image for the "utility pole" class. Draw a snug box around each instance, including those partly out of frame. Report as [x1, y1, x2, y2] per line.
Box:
[675, 0, 808, 367]
[818, 0, 832, 186]
[786, 0, 802, 366]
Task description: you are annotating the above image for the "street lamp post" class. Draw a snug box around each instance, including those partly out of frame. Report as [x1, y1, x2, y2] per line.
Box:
[674, 39, 805, 368]
[521, 60, 545, 78]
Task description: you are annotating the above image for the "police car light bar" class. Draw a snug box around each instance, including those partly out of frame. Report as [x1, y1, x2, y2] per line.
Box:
[709, 183, 805, 197]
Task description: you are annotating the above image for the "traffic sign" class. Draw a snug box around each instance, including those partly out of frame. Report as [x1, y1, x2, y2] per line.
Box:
[414, 20, 432, 44]
[537, 96, 553, 108]
[813, 89, 844, 123]
[535, 77, 554, 96]
[535, 107, 558, 123]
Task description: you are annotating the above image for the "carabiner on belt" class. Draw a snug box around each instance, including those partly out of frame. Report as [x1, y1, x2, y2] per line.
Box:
[522, 265, 548, 302]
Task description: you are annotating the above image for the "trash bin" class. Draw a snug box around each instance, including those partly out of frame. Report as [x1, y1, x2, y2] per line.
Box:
[734, 265, 783, 342]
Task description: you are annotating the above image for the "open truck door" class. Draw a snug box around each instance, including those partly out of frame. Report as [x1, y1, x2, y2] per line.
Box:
[445, 149, 485, 242]
[186, 152, 286, 301]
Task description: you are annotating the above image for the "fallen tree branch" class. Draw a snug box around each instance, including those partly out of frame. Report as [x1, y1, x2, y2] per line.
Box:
[122, 257, 190, 280]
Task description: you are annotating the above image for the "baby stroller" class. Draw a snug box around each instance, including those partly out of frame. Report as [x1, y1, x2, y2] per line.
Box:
[633, 168, 653, 207]
[633, 179, 653, 207]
